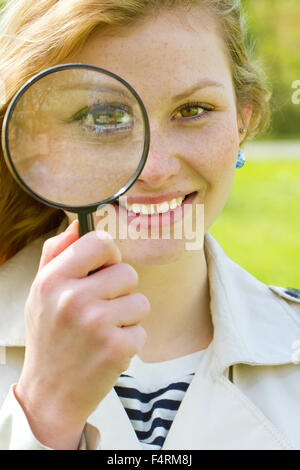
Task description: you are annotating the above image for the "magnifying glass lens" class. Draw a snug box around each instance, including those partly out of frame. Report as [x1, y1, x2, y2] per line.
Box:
[5, 67, 147, 207]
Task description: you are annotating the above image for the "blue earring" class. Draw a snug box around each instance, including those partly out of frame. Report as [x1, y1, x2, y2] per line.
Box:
[236, 149, 245, 169]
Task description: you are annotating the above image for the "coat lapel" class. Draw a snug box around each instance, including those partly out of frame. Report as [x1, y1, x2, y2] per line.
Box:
[88, 388, 142, 450]
[203, 231, 300, 378]
[161, 232, 298, 450]
[162, 367, 294, 450]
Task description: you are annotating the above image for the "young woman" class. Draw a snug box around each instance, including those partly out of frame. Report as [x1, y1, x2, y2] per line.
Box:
[0, 0, 299, 450]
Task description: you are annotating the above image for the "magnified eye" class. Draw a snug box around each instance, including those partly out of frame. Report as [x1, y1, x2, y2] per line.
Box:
[72, 102, 134, 136]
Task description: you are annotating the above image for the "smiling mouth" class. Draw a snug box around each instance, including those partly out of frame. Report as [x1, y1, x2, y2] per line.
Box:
[115, 192, 197, 216]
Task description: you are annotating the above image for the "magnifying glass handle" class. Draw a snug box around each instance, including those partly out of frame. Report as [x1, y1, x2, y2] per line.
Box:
[77, 212, 99, 276]
[78, 212, 95, 237]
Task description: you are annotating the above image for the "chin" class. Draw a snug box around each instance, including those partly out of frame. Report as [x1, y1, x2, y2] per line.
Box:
[115, 237, 191, 266]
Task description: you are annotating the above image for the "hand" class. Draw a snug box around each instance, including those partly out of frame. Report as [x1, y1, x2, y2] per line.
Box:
[15, 220, 150, 449]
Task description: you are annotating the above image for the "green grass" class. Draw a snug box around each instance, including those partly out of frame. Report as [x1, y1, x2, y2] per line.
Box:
[210, 159, 300, 288]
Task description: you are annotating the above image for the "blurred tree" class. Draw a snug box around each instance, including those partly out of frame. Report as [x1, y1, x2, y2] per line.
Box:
[0, 0, 299, 138]
[242, 0, 300, 139]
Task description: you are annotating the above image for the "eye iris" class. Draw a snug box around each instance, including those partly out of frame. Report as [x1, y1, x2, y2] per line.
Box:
[112, 109, 130, 124]
[181, 106, 202, 117]
[85, 113, 94, 125]
[71, 103, 134, 138]
[95, 112, 115, 125]
[75, 105, 133, 128]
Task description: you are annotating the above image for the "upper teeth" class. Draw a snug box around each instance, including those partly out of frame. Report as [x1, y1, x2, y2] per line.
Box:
[119, 196, 185, 214]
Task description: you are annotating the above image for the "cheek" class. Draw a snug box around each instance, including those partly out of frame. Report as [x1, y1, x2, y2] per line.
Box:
[170, 114, 239, 181]
[170, 115, 240, 228]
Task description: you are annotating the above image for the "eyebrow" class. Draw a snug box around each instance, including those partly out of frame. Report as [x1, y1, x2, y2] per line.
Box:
[57, 79, 225, 103]
[173, 79, 225, 101]
[57, 84, 134, 100]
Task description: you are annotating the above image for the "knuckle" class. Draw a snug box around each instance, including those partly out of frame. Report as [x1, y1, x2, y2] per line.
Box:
[56, 288, 80, 319]
[131, 292, 151, 314]
[108, 332, 126, 359]
[81, 304, 108, 334]
[33, 270, 55, 296]
[108, 330, 134, 363]
[119, 263, 139, 288]
[105, 348, 131, 375]
[135, 324, 148, 345]
[126, 325, 147, 356]
[101, 333, 125, 370]
[80, 315, 102, 340]
[125, 325, 148, 354]
[41, 237, 57, 257]
[104, 326, 146, 371]
[89, 231, 115, 253]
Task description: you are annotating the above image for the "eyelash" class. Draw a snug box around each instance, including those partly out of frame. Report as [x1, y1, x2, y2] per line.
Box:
[172, 101, 214, 121]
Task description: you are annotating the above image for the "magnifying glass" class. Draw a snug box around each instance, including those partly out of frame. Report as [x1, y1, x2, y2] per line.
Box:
[1, 63, 150, 237]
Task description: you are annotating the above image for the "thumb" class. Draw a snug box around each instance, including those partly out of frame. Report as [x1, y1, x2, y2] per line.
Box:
[38, 219, 79, 272]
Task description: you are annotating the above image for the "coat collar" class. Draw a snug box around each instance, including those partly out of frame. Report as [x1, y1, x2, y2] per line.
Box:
[204, 233, 300, 377]
[0, 217, 298, 376]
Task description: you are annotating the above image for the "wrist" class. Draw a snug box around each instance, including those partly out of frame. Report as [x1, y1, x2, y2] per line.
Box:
[14, 381, 86, 450]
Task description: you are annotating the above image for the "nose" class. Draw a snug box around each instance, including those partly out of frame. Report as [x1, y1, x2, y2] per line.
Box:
[138, 128, 181, 189]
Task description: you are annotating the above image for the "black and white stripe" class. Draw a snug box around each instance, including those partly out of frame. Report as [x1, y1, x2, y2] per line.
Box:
[114, 372, 195, 449]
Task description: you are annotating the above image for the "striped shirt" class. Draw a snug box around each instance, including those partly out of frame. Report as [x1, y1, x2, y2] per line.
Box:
[114, 346, 210, 450]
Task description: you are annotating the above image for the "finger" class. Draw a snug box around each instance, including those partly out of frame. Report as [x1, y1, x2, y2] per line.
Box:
[101, 293, 151, 327]
[38, 220, 79, 272]
[48, 230, 122, 279]
[118, 324, 148, 357]
[77, 263, 139, 300]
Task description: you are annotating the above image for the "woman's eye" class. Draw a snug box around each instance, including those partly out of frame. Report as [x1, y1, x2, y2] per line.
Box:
[72, 103, 134, 137]
[172, 103, 212, 121]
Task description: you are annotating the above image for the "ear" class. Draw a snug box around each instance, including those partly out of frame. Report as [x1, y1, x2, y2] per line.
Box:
[238, 102, 253, 144]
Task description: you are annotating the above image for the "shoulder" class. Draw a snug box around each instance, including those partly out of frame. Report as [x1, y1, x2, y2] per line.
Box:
[267, 284, 300, 324]
[233, 358, 300, 449]
[232, 285, 300, 448]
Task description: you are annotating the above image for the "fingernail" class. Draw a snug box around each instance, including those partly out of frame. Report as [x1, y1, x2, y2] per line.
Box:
[65, 220, 77, 233]
[95, 229, 113, 240]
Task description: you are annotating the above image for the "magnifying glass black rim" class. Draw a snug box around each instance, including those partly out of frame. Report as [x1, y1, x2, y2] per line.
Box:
[3, 62, 150, 213]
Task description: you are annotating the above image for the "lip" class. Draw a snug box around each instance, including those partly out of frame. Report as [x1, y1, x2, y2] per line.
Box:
[118, 191, 194, 205]
[113, 191, 198, 230]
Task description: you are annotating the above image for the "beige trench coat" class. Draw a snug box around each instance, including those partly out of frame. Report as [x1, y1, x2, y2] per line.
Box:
[0, 219, 299, 450]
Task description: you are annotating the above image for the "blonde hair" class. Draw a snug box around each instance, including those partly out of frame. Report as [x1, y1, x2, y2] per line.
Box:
[0, 0, 271, 263]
